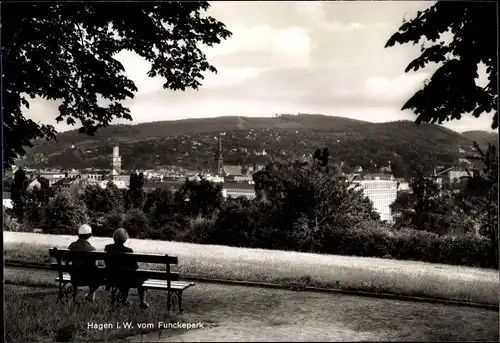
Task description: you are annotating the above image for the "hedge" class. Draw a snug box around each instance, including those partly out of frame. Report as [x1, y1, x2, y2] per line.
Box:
[7, 210, 497, 270]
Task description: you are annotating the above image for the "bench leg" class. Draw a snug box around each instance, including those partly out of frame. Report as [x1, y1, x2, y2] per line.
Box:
[167, 291, 182, 314]
[58, 282, 64, 299]
[72, 284, 78, 302]
[167, 291, 172, 314]
[177, 291, 183, 313]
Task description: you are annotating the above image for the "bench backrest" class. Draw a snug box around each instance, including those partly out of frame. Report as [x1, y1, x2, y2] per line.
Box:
[49, 248, 180, 284]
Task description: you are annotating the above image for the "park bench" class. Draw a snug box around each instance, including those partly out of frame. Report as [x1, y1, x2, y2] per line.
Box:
[49, 248, 195, 313]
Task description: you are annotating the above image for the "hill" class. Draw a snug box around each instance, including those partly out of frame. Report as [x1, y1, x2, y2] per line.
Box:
[461, 131, 498, 149]
[24, 114, 480, 177]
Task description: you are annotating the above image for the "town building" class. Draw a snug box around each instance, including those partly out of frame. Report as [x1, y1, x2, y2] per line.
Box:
[39, 171, 65, 186]
[99, 179, 127, 190]
[362, 173, 395, 181]
[52, 177, 84, 196]
[3, 192, 13, 209]
[222, 183, 256, 200]
[351, 179, 398, 222]
[27, 178, 42, 191]
[112, 146, 122, 175]
[447, 168, 469, 184]
[394, 178, 410, 191]
[81, 172, 107, 181]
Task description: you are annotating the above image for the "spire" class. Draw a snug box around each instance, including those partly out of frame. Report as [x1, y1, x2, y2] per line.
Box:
[215, 133, 224, 176]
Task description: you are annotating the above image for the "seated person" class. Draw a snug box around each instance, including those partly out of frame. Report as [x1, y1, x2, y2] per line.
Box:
[104, 228, 149, 309]
[67, 224, 102, 302]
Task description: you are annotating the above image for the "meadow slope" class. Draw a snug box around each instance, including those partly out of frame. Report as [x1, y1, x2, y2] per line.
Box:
[4, 232, 498, 305]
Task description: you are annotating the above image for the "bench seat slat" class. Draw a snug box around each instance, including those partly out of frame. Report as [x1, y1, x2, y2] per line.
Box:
[55, 275, 194, 291]
[51, 264, 179, 281]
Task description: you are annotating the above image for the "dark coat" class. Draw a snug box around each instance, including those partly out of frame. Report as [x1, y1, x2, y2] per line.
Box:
[104, 243, 144, 288]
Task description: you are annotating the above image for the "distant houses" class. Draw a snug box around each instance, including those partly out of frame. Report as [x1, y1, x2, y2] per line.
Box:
[3, 192, 13, 209]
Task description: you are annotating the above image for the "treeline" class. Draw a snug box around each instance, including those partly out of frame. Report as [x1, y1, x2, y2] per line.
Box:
[4, 145, 498, 269]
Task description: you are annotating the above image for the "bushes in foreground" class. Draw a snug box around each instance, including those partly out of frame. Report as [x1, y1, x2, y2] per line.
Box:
[320, 224, 494, 268]
[180, 218, 495, 269]
[7, 207, 496, 270]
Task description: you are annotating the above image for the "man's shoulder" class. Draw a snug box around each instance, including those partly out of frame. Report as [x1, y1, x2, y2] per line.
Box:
[68, 239, 96, 252]
[68, 241, 78, 250]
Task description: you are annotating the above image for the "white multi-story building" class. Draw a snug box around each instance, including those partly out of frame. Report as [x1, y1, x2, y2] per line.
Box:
[222, 187, 256, 200]
[351, 180, 398, 222]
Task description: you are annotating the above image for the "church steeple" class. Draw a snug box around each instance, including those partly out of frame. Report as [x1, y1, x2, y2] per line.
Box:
[215, 134, 224, 176]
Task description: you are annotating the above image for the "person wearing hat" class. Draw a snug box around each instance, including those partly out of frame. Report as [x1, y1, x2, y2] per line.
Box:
[104, 228, 149, 309]
[67, 224, 100, 302]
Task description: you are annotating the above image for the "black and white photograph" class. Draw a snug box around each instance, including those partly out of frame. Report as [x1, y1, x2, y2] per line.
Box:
[2, 1, 499, 342]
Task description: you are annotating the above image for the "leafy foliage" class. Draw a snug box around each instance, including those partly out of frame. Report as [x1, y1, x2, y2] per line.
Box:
[2, 2, 232, 168]
[254, 157, 380, 234]
[123, 208, 151, 239]
[207, 202, 256, 247]
[24, 188, 46, 229]
[386, 1, 497, 129]
[125, 172, 145, 210]
[3, 208, 21, 232]
[10, 169, 28, 221]
[455, 142, 498, 267]
[147, 188, 176, 228]
[43, 193, 88, 235]
[390, 170, 459, 235]
[81, 182, 123, 214]
[176, 178, 223, 217]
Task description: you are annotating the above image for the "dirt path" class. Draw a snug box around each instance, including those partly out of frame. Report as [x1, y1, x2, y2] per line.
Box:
[155, 283, 497, 342]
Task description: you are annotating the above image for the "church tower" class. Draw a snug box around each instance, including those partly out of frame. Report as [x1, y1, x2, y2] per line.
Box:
[215, 134, 224, 176]
[112, 145, 121, 175]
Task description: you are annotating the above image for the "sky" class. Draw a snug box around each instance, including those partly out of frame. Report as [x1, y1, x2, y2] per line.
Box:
[22, 1, 495, 133]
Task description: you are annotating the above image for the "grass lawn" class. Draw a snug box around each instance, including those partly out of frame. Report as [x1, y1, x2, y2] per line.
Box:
[4, 231, 499, 306]
[4, 283, 191, 342]
[4, 269, 499, 342]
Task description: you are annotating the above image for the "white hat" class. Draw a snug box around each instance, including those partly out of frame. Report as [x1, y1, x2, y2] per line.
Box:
[78, 224, 92, 235]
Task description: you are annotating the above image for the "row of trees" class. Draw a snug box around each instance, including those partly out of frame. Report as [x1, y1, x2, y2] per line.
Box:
[5, 143, 498, 268]
[390, 143, 498, 267]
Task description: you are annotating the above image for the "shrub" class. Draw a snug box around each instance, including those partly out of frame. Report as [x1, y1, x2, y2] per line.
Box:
[208, 204, 255, 247]
[3, 208, 21, 232]
[437, 234, 493, 268]
[389, 229, 441, 263]
[146, 215, 189, 242]
[123, 209, 151, 239]
[291, 216, 320, 253]
[316, 221, 496, 269]
[43, 193, 88, 235]
[178, 216, 216, 244]
[91, 212, 124, 238]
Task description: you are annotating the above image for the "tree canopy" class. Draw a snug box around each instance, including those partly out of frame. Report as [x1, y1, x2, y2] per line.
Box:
[386, 1, 497, 130]
[2, 2, 232, 169]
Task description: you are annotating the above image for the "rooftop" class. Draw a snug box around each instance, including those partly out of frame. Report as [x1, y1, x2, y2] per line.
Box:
[53, 178, 78, 186]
